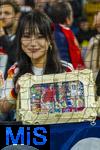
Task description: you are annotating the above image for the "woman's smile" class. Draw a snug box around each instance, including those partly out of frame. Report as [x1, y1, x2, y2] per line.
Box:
[28, 48, 40, 52]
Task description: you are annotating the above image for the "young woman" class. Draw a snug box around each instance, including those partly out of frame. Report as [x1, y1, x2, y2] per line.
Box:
[0, 10, 72, 116]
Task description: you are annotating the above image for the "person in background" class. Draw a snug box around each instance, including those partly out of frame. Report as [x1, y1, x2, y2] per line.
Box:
[92, 11, 100, 34]
[0, 19, 8, 75]
[76, 16, 94, 59]
[49, 2, 85, 70]
[0, 10, 73, 120]
[0, 0, 20, 79]
[0, 0, 19, 120]
[69, 0, 84, 35]
[85, 11, 100, 79]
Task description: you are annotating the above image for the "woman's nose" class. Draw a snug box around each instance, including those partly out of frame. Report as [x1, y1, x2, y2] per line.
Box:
[30, 37, 38, 45]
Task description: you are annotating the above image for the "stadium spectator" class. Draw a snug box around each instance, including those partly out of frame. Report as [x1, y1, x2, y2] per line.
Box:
[0, 0, 20, 79]
[50, 2, 85, 69]
[76, 15, 94, 59]
[85, 11, 100, 79]
[0, 10, 73, 119]
[92, 11, 100, 34]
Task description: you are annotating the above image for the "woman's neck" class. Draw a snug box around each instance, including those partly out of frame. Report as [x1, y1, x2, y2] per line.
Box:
[31, 56, 46, 68]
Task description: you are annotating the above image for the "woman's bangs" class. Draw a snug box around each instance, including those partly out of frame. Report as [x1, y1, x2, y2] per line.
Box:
[22, 21, 35, 36]
[21, 12, 50, 39]
[23, 24, 49, 40]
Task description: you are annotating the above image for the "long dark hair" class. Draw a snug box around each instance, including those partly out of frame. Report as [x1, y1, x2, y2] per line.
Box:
[14, 10, 64, 84]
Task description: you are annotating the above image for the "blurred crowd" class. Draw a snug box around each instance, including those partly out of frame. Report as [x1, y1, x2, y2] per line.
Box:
[0, 0, 100, 121]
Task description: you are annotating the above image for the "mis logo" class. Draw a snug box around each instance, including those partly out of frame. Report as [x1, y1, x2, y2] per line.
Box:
[6, 126, 47, 146]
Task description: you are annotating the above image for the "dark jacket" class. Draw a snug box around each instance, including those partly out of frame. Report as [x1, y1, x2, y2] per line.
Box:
[54, 25, 71, 63]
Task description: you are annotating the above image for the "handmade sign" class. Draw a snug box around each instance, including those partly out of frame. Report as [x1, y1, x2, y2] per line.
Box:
[16, 69, 97, 124]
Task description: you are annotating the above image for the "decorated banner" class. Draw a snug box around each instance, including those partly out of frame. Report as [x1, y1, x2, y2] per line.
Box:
[17, 69, 97, 124]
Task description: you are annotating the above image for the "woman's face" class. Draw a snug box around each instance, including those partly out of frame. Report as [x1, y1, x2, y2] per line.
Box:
[21, 27, 50, 63]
